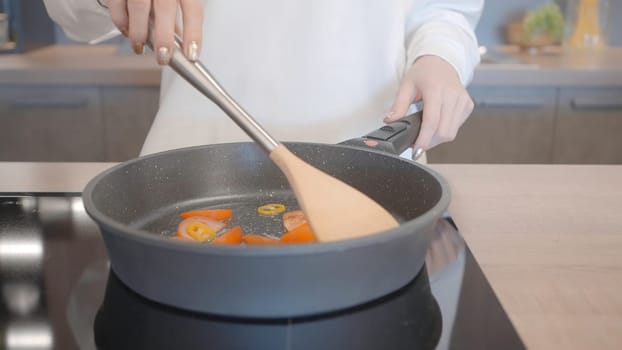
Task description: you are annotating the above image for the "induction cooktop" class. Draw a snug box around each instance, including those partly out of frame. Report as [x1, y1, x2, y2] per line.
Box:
[0, 194, 524, 349]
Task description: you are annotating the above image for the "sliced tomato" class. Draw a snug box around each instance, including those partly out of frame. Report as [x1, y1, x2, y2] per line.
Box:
[180, 209, 232, 221]
[177, 216, 226, 242]
[280, 223, 316, 244]
[212, 226, 243, 245]
[282, 210, 307, 231]
[242, 234, 282, 245]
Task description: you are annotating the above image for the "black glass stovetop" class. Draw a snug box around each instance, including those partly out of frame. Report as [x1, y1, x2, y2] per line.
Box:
[0, 194, 525, 350]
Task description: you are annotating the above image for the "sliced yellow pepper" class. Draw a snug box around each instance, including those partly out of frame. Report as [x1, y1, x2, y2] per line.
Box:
[257, 203, 286, 216]
[186, 222, 217, 242]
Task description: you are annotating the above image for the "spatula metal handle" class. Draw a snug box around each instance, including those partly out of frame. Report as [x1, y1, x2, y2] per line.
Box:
[154, 35, 280, 153]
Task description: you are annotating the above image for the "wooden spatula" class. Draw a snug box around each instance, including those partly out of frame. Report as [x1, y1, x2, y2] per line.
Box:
[161, 36, 399, 242]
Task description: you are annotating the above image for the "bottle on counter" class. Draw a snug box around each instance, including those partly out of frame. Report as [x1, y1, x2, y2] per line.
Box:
[565, 0, 610, 50]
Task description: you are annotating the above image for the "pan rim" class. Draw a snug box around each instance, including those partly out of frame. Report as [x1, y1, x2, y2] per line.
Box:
[82, 142, 451, 257]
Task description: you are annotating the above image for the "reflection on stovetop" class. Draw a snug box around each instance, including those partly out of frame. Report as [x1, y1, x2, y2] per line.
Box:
[0, 195, 525, 350]
[96, 268, 441, 350]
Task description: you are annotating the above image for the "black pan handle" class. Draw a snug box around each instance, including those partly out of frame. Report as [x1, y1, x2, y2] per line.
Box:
[339, 110, 423, 156]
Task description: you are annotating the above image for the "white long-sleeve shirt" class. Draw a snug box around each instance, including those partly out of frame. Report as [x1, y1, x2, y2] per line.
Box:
[44, 0, 483, 155]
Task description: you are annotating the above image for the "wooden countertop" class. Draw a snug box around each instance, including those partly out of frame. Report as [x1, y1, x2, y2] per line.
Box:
[474, 45, 622, 87]
[433, 164, 622, 350]
[0, 45, 161, 86]
[0, 162, 621, 349]
[1, 44, 622, 87]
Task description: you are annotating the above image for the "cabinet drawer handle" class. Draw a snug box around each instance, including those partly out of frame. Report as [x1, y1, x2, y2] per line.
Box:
[476, 98, 545, 108]
[571, 97, 622, 110]
[10, 98, 89, 109]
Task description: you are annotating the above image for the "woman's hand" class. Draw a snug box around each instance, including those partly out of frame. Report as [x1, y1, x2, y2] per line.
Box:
[107, 0, 203, 65]
[384, 55, 474, 159]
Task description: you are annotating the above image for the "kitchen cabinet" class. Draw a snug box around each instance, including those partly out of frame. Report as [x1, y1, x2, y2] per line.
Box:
[0, 86, 105, 161]
[101, 87, 159, 161]
[552, 87, 622, 164]
[428, 87, 557, 163]
[0, 86, 158, 162]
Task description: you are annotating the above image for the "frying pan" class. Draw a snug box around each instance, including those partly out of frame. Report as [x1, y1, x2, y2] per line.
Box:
[82, 110, 450, 318]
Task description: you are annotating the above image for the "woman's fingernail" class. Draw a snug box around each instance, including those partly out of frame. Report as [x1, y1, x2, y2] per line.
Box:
[120, 27, 128, 37]
[412, 148, 424, 160]
[383, 111, 394, 122]
[132, 42, 144, 55]
[157, 46, 171, 65]
[187, 41, 199, 61]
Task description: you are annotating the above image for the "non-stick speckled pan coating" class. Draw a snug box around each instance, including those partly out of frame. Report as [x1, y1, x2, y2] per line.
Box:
[83, 113, 451, 318]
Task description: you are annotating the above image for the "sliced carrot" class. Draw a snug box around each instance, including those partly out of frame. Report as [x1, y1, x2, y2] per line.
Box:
[180, 209, 233, 221]
[243, 234, 282, 245]
[212, 226, 243, 245]
[280, 223, 316, 244]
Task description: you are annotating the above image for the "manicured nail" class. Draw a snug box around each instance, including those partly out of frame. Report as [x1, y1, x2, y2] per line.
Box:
[132, 42, 144, 55]
[412, 148, 424, 160]
[187, 41, 199, 61]
[383, 111, 395, 122]
[157, 46, 170, 65]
